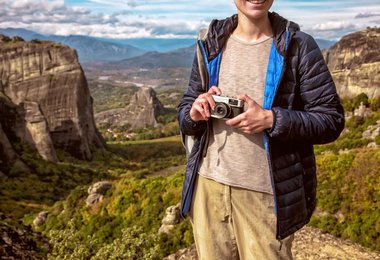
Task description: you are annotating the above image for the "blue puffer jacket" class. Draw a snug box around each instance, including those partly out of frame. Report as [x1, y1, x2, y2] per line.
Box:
[177, 12, 345, 239]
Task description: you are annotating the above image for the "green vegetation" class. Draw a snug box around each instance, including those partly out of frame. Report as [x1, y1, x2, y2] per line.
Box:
[1, 93, 379, 257]
[1, 136, 189, 258]
[311, 94, 380, 251]
[311, 149, 380, 250]
[88, 79, 139, 113]
[97, 109, 179, 143]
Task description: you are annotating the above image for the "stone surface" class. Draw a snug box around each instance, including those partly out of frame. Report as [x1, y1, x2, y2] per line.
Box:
[87, 181, 112, 195]
[86, 193, 104, 206]
[324, 28, 380, 99]
[0, 37, 105, 160]
[158, 204, 181, 235]
[0, 122, 18, 163]
[22, 101, 58, 162]
[362, 120, 380, 140]
[86, 181, 112, 206]
[95, 87, 164, 129]
[164, 226, 380, 259]
[32, 211, 49, 227]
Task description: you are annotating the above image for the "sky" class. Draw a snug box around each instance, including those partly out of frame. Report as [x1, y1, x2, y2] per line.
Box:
[0, 0, 379, 40]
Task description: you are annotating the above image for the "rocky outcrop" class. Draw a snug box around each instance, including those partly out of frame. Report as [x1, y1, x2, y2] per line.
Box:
[86, 181, 112, 207]
[95, 87, 164, 129]
[164, 226, 380, 259]
[158, 204, 181, 235]
[324, 28, 380, 99]
[33, 211, 49, 227]
[22, 101, 57, 162]
[0, 35, 105, 161]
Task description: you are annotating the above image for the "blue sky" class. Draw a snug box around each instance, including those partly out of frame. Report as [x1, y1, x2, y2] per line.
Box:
[0, 0, 379, 40]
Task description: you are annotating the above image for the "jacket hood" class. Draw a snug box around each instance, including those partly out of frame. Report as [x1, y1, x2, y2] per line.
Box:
[202, 12, 300, 60]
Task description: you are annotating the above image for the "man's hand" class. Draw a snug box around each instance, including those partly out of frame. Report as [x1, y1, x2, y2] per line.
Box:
[190, 86, 222, 122]
[226, 94, 273, 135]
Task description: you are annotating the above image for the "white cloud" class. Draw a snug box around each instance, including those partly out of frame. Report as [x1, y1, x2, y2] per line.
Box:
[0, 0, 379, 40]
[312, 21, 357, 31]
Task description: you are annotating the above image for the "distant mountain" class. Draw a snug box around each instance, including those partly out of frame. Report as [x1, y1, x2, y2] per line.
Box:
[48, 35, 145, 62]
[315, 38, 336, 50]
[0, 28, 145, 62]
[0, 28, 45, 40]
[107, 44, 196, 69]
[108, 38, 197, 52]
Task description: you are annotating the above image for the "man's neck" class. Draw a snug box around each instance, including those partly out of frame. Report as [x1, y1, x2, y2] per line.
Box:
[233, 13, 273, 43]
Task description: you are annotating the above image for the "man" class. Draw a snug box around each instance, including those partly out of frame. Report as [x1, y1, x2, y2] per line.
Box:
[177, 0, 345, 259]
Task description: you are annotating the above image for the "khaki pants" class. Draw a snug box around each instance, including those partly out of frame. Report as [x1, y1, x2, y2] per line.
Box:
[190, 175, 293, 260]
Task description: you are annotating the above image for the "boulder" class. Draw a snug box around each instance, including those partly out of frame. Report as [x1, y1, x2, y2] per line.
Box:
[86, 193, 104, 207]
[33, 211, 49, 227]
[158, 204, 181, 235]
[87, 181, 112, 195]
[362, 121, 380, 140]
[86, 181, 112, 206]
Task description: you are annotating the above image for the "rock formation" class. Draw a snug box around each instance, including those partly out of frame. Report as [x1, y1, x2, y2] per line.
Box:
[158, 204, 181, 235]
[95, 87, 164, 129]
[33, 211, 49, 227]
[324, 28, 380, 99]
[0, 35, 105, 163]
[86, 181, 112, 207]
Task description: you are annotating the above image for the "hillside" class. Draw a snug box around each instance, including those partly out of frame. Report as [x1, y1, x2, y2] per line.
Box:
[0, 27, 379, 259]
[105, 45, 196, 69]
[1, 97, 380, 257]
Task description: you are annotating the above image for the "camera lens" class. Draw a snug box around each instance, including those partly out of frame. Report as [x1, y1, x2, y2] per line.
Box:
[213, 102, 231, 119]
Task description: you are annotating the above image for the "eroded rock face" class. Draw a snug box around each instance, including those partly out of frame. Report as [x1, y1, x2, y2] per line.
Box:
[22, 101, 57, 162]
[0, 37, 104, 160]
[95, 87, 164, 129]
[324, 28, 380, 99]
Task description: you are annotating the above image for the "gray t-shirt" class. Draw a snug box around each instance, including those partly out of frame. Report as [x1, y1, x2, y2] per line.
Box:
[198, 34, 273, 194]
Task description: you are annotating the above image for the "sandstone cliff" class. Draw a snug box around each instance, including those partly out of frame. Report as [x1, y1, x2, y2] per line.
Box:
[0, 35, 104, 163]
[95, 87, 164, 129]
[324, 28, 380, 99]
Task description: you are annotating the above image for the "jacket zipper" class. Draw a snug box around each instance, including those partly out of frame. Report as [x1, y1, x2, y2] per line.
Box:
[267, 29, 292, 240]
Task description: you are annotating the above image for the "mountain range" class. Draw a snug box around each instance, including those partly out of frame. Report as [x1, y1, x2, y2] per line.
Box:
[0, 28, 335, 63]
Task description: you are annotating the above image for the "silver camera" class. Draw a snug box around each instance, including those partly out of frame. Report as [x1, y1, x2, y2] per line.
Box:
[211, 95, 244, 119]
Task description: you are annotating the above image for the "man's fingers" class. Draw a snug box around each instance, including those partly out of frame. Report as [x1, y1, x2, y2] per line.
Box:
[193, 103, 208, 119]
[238, 94, 255, 107]
[205, 95, 216, 110]
[208, 86, 222, 95]
[226, 114, 244, 127]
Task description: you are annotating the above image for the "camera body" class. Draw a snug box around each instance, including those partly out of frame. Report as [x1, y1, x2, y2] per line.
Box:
[211, 95, 244, 119]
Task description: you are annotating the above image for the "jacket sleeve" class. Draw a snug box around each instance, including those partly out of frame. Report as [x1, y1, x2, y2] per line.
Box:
[177, 52, 208, 136]
[268, 34, 345, 144]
